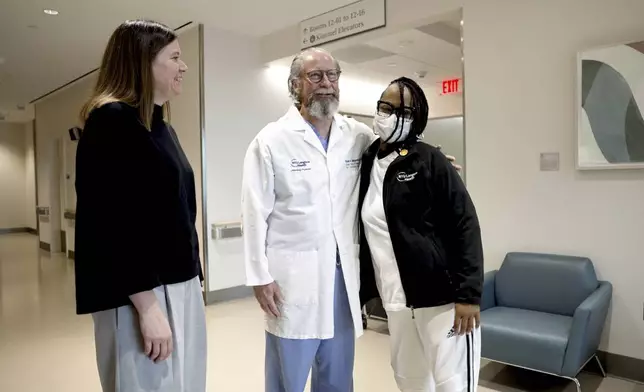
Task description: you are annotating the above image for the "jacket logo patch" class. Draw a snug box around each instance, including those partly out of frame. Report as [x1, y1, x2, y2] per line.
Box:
[345, 158, 361, 169]
[396, 171, 417, 182]
[290, 159, 311, 172]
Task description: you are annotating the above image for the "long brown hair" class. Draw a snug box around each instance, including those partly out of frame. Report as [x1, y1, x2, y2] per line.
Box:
[80, 20, 177, 129]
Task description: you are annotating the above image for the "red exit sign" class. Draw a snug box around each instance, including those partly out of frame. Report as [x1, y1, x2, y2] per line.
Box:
[441, 78, 462, 95]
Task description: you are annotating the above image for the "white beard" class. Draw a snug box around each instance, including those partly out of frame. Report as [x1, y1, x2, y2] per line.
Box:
[307, 96, 339, 119]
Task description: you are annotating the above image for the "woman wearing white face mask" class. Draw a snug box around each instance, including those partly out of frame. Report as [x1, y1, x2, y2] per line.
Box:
[358, 77, 484, 392]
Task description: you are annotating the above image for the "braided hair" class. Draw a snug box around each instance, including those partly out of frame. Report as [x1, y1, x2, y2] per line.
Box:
[389, 76, 429, 140]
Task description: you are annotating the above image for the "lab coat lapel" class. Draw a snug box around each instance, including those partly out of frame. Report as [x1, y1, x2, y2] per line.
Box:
[327, 114, 345, 152]
[283, 106, 327, 157]
[303, 127, 327, 157]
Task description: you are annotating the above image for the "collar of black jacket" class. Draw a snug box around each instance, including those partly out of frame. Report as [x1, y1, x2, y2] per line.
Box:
[365, 138, 421, 160]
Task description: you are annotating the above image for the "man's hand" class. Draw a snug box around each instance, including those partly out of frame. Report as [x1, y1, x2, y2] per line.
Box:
[437, 145, 462, 172]
[253, 282, 284, 318]
[445, 154, 462, 172]
[454, 303, 480, 335]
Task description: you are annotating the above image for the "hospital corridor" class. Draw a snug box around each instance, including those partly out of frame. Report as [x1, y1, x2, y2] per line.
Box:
[2, 0, 644, 391]
[0, 233, 638, 391]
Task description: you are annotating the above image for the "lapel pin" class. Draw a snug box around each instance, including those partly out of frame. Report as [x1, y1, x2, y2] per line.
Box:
[400, 149, 408, 156]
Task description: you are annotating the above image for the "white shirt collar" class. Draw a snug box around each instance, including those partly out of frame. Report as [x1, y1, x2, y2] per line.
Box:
[281, 105, 347, 132]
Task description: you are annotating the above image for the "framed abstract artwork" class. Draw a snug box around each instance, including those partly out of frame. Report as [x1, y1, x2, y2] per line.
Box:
[577, 40, 644, 169]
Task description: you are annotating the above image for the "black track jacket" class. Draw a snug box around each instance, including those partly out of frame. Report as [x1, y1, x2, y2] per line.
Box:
[358, 139, 484, 310]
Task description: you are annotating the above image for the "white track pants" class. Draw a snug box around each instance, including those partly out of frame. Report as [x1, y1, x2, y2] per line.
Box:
[386, 303, 480, 392]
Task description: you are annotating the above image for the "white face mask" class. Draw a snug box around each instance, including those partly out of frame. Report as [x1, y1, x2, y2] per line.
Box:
[373, 114, 413, 143]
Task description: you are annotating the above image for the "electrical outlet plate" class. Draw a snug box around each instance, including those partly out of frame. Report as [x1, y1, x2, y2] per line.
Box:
[540, 152, 560, 171]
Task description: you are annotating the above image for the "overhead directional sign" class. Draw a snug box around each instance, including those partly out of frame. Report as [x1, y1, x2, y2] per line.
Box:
[300, 0, 386, 49]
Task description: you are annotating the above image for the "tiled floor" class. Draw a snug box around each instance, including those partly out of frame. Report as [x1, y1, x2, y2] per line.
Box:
[0, 233, 641, 391]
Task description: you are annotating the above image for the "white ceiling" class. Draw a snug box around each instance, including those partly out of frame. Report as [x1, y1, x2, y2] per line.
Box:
[337, 14, 463, 90]
[270, 13, 463, 92]
[0, 0, 355, 109]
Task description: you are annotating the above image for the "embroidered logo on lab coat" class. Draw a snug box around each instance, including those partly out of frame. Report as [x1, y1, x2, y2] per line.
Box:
[344, 158, 361, 169]
[396, 171, 417, 182]
[290, 159, 312, 172]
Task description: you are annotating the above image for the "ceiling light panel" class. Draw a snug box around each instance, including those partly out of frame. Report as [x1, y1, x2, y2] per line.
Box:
[331, 44, 395, 64]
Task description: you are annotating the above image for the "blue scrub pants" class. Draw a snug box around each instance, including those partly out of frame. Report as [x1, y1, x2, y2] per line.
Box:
[265, 262, 355, 392]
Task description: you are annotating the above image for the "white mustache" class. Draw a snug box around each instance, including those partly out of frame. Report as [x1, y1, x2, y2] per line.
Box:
[312, 89, 337, 97]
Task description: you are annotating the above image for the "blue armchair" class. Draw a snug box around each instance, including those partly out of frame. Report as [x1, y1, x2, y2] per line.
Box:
[480, 252, 612, 392]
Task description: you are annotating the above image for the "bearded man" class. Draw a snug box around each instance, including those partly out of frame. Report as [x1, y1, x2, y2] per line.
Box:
[241, 47, 375, 392]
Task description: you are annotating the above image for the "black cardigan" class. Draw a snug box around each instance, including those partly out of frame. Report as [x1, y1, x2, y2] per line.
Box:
[358, 140, 483, 310]
[74, 102, 202, 315]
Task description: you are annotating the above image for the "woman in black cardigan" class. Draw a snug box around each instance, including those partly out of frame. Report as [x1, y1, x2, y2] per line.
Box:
[74, 20, 206, 391]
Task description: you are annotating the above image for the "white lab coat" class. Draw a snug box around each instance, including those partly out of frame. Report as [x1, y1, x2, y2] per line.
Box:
[242, 106, 376, 340]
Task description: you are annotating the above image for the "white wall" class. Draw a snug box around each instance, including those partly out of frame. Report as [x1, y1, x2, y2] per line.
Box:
[258, 0, 644, 360]
[0, 105, 35, 123]
[24, 121, 37, 230]
[0, 123, 27, 229]
[476, 0, 644, 361]
[429, 90, 462, 118]
[424, 116, 464, 170]
[35, 74, 94, 251]
[166, 25, 205, 273]
[202, 26, 292, 292]
[461, 0, 644, 360]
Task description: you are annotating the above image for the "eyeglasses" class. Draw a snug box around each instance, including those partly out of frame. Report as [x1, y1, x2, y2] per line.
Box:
[305, 69, 341, 83]
[377, 100, 414, 120]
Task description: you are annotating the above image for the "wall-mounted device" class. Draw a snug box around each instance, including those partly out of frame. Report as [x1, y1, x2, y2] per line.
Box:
[68, 126, 82, 141]
[415, 70, 428, 79]
[37, 206, 50, 223]
[211, 221, 243, 240]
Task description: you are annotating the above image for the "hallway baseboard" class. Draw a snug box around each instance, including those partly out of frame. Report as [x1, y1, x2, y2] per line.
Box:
[596, 350, 644, 384]
[205, 285, 253, 305]
[0, 227, 37, 235]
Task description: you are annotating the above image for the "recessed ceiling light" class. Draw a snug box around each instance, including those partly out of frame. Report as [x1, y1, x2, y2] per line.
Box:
[460, 20, 464, 26]
[387, 63, 397, 67]
[44, 9, 59, 15]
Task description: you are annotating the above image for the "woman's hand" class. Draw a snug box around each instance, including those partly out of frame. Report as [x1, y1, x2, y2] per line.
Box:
[139, 302, 173, 362]
[454, 303, 480, 335]
[130, 291, 173, 362]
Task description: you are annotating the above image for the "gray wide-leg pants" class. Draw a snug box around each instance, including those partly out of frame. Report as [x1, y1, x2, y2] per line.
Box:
[92, 276, 207, 392]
